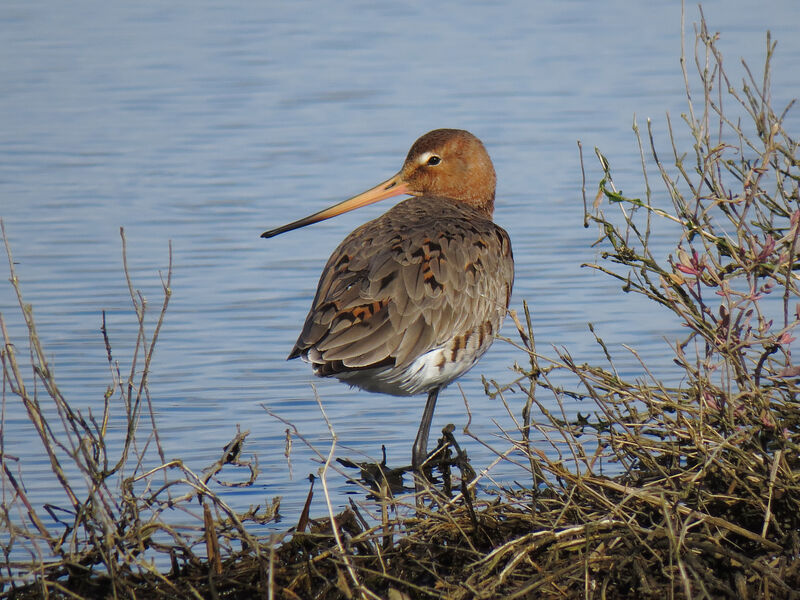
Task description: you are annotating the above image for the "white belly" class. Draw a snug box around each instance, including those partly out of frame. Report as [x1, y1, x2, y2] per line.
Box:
[312, 320, 501, 396]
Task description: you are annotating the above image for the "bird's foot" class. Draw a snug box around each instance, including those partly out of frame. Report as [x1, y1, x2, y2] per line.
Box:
[413, 424, 475, 507]
[338, 427, 475, 508]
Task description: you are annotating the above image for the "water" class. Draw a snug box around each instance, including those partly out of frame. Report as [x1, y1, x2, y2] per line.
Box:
[2, 0, 799, 545]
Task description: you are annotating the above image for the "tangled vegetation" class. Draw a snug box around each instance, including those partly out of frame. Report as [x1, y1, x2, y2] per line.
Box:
[2, 13, 799, 599]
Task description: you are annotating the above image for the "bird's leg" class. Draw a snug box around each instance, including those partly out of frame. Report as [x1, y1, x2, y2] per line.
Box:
[412, 387, 440, 498]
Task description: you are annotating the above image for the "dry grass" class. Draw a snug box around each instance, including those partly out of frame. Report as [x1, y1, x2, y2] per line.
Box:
[3, 10, 800, 599]
[0, 228, 279, 598]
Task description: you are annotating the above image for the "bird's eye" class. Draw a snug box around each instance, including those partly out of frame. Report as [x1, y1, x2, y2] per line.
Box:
[427, 155, 441, 166]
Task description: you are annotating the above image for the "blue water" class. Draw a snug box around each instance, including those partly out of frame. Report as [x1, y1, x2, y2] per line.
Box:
[2, 0, 799, 547]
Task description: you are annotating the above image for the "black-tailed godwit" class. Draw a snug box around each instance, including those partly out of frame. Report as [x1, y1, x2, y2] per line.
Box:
[262, 129, 514, 493]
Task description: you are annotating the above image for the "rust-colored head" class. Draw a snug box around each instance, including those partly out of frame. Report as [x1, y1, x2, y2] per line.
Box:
[262, 129, 496, 239]
[398, 129, 496, 214]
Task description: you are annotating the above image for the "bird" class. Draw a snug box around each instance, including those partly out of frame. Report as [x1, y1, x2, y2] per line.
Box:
[262, 129, 514, 493]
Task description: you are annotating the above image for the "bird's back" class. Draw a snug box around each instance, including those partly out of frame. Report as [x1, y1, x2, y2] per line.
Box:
[290, 195, 514, 396]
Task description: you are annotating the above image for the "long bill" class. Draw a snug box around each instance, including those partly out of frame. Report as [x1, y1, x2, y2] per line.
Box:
[261, 173, 413, 238]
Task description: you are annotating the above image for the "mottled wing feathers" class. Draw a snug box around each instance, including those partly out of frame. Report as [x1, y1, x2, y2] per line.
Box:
[289, 197, 514, 377]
